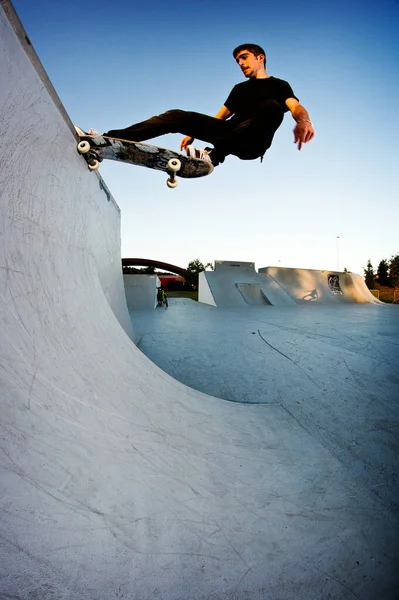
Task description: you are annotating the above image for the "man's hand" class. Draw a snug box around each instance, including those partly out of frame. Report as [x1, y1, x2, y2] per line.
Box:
[285, 98, 315, 151]
[179, 106, 231, 152]
[293, 120, 315, 151]
[180, 136, 194, 152]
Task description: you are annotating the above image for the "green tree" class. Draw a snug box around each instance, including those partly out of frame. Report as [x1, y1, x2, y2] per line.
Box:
[187, 259, 205, 273]
[185, 259, 211, 289]
[389, 254, 399, 287]
[377, 259, 390, 286]
[364, 259, 375, 289]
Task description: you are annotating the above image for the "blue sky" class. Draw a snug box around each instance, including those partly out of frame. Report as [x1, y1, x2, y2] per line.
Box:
[13, 0, 399, 276]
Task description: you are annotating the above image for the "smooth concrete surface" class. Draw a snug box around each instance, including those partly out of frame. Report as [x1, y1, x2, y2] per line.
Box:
[136, 298, 399, 507]
[124, 274, 161, 310]
[236, 282, 271, 305]
[1, 3, 399, 600]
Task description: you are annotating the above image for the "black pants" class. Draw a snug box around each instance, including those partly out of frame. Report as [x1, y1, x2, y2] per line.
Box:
[104, 100, 284, 166]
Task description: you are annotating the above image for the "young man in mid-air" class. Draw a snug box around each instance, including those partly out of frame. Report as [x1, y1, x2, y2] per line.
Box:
[82, 43, 315, 167]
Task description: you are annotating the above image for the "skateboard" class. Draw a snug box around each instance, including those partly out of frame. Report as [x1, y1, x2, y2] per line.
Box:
[75, 127, 213, 188]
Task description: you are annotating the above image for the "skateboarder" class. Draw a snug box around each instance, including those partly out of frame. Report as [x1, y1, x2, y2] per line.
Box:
[92, 43, 315, 167]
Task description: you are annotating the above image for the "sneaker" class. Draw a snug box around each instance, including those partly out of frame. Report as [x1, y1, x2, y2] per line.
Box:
[87, 128, 100, 137]
[74, 125, 100, 137]
[186, 145, 213, 164]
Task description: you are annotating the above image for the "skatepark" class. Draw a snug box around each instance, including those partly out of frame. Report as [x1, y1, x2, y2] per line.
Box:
[1, 2, 399, 599]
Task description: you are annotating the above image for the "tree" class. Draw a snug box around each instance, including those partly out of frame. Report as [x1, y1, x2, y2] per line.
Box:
[377, 259, 389, 286]
[364, 259, 375, 289]
[185, 259, 212, 289]
[389, 254, 399, 287]
[187, 259, 205, 273]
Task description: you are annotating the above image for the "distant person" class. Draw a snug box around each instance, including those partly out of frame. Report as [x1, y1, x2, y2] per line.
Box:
[157, 288, 168, 307]
[84, 43, 315, 167]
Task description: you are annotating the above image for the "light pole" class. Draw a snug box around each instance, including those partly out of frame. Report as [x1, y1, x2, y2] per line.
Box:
[336, 236, 340, 271]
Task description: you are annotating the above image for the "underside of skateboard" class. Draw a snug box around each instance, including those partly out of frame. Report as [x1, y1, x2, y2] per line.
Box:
[77, 139, 183, 189]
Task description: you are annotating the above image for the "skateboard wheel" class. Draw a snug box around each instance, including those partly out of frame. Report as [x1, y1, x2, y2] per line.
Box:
[88, 160, 99, 171]
[167, 158, 181, 172]
[166, 177, 178, 189]
[77, 140, 91, 154]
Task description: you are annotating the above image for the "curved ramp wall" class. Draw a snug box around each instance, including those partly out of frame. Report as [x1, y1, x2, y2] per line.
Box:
[260, 266, 382, 304]
[0, 0, 133, 340]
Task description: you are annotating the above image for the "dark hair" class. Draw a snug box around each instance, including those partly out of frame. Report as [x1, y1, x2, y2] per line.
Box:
[233, 43, 266, 67]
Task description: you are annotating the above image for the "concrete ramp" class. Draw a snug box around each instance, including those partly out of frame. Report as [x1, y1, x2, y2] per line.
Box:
[124, 274, 161, 311]
[236, 282, 271, 305]
[261, 266, 382, 304]
[199, 260, 295, 307]
[1, 3, 397, 599]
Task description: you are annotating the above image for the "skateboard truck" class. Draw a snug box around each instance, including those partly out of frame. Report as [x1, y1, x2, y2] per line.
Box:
[77, 140, 103, 171]
[166, 158, 181, 188]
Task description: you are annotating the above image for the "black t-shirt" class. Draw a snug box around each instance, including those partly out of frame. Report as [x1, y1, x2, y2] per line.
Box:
[224, 76, 298, 121]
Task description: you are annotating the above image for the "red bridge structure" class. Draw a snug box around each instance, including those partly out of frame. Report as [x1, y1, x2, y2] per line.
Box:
[122, 258, 186, 287]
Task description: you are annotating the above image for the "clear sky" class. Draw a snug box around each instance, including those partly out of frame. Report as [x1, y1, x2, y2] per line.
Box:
[13, 0, 399, 275]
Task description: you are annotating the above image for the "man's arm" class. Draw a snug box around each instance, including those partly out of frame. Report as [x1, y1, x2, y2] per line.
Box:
[285, 97, 315, 151]
[180, 106, 232, 151]
[213, 106, 232, 120]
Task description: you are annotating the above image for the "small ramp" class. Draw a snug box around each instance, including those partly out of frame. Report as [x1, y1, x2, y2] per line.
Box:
[124, 274, 161, 311]
[199, 261, 295, 307]
[236, 282, 271, 305]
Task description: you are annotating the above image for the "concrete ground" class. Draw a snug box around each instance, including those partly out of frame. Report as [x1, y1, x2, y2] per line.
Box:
[135, 299, 399, 512]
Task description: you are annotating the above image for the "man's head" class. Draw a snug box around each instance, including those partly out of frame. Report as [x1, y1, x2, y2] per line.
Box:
[233, 44, 266, 78]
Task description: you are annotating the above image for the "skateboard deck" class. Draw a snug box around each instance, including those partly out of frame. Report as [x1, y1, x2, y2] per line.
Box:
[75, 127, 213, 188]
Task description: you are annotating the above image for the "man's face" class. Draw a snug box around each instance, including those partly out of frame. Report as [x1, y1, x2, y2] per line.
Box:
[235, 50, 265, 78]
